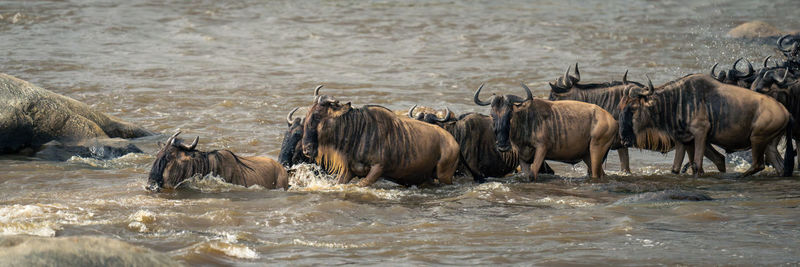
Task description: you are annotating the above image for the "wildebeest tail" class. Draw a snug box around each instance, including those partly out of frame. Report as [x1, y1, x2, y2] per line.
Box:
[783, 117, 795, 177]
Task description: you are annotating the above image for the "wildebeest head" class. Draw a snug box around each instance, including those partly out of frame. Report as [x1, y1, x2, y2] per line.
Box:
[279, 107, 307, 167]
[474, 83, 533, 152]
[302, 85, 352, 159]
[750, 68, 793, 93]
[778, 34, 799, 61]
[407, 105, 454, 125]
[146, 131, 200, 192]
[618, 78, 657, 147]
[547, 63, 581, 97]
[709, 58, 754, 86]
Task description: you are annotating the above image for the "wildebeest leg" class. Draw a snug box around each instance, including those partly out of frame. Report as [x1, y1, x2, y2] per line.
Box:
[742, 140, 767, 177]
[689, 118, 710, 178]
[704, 144, 726, 172]
[765, 138, 784, 173]
[356, 164, 383, 187]
[671, 143, 687, 174]
[337, 172, 354, 184]
[617, 148, 631, 174]
[539, 162, 555, 174]
[589, 149, 608, 179]
[582, 156, 592, 177]
[518, 158, 533, 180]
[436, 148, 458, 185]
[529, 147, 548, 181]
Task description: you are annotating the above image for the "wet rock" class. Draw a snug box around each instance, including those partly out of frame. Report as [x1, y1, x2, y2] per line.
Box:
[613, 190, 712, 205]
[0, 235, 181, 267]
[0, 73, 153, 157]
[34, 138, 144, 161]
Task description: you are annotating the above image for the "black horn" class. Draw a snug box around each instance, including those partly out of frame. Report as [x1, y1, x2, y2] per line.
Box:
[763, 56, 772, 68]
[622, 70, 629, 84]
[520, 82, 534, 103]
[408, 105, 418, 118]
[573, 62, 581, 82]
[187, 136, 199, 150]
[473, 83, 492, 106]
[168, 130, 181, 146]
[644, 75, 655, 95]
[733, 58, 754, 78]
[777, 34, 793, 52]
[710, 63, 723, 81]
[562, 65, 573, 88]
[313, 85, 323, 96]
[287, 107, 299, 125]
[437, 107, 453, 122]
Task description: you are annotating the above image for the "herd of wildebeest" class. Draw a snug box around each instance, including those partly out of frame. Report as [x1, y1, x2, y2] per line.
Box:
[136, 35, 800, 192]
[1, 34, 798, 192]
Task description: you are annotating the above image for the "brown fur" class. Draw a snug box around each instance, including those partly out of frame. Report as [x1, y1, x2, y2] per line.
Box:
[620, 74, 792, 177]
[147, 134, 288, 191]
[479, 84, 618, 181]
[302, 94, 459, 187]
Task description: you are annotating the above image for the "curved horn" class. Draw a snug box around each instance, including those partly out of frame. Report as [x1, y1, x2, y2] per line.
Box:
[313, 85, 323, 96]
[168, 130, 181, 146]
[520, 82, 533, 102]
[763, 55, 772, 68]
[777, 34, 792, 52]
[187, 136, 199, 150]
[774, 68, 789, 85]
[733, 58, 754, 78]
[408, 104, 418, 118]
[644, 75, 655, 95]
[473, 83, 491, 106]
[622, 70, 629, 84]
[437, 107, 453, 122]
[710, 63, 722, 81]
[573, 62, 580, 82]
[563, 65, 573, 88]
[287, 107, 299, 125]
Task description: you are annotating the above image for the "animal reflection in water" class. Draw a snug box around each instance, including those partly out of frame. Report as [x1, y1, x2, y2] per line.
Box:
[147, 131, 288, 192]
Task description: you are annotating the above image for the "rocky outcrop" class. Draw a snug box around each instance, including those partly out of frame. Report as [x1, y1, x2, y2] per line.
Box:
[0, 73, 153, 156]
[727, 20, 799, 40]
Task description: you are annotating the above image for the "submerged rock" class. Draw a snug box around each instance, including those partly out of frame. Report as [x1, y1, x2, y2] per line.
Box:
[0, 73, 153, 158]
[613, 190, 712, 205]
[34, 138, 144, 161]
[0, 235, 181, 267]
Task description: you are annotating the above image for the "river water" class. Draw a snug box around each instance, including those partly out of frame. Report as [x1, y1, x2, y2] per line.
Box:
[1, 0, 799, 265]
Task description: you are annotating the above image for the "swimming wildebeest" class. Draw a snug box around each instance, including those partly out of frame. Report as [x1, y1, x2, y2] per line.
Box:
[147, 131, 289, 191]
[301, 86, 460, 187]
[0, 73, 152, 157]
[475, 82, 618, 181]
[279, 106, 312, 168]
[409, 106, 553, 183]
[619, 74, 794, 177]
[547, 64, 727, 174]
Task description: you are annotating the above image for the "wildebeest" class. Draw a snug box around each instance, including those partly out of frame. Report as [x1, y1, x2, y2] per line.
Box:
[301, 86, 460, 187]
[0, 73, 152, 157]
[279, 106, 311, 168]
[750, 68, 800, 165]
[619, 74, 794, 177]
[475, 82, 618, 181]
[147, 131, 289, 191]
[709, 58, 755, 88]
[408, 106, 553, 183]
[547, 64, 727, 174]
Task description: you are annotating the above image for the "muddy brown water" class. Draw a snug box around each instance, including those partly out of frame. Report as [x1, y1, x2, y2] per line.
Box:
[1, 1, 799, 265]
